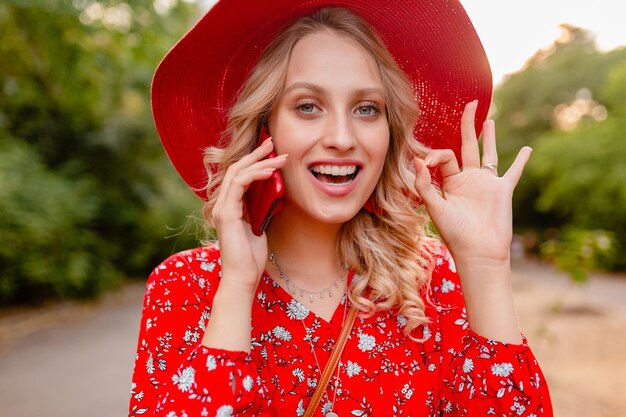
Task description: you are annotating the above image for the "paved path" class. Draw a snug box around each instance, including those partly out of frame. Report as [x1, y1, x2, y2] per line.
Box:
[0, 282, 145, 417]
[0, 261, 624, 417]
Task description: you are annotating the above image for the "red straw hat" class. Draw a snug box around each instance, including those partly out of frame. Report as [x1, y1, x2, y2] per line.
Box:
[152, 0, 492, 199]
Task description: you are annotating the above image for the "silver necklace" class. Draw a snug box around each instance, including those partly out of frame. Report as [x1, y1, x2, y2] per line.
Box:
[270, 251, 346, 417]
[269, 251, 346, 303]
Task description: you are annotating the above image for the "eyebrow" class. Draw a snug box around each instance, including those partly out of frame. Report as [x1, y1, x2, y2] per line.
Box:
[282, 82, 384, 97]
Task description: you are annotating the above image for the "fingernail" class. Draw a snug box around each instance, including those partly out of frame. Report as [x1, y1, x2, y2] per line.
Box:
[277, 153, 288, 158]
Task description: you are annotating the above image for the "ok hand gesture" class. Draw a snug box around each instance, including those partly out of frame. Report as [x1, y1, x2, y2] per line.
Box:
[413, 100, 531, 266]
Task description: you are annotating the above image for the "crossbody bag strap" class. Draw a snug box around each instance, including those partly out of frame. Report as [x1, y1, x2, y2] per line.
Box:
[304, 305, 358, 417]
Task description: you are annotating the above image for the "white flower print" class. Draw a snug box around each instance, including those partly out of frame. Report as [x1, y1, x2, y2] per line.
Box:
[242, 375, 254, 392]
[454, 308, 469, 330]
[184, 329, 200, 343]
[307, 377, 317, 387]
[422, 325, 432, 340]
[199, 311, 209, 331]
[511, 402, 526, 415]
[446, 251, 457, 272]
[175, 261, 184, 268]
[345, 360, 362, 377]
[286, 300, 309, 320]
[172, 366, 195, 392]
[257, 291, 266, 302]
[440, 278, 455, 293]
[396, 314, 407, 328]
[321, 401, 333, 414]
[358, 333, 376, 352]
[165, 412, 178, 417]
[462, 358, 474, 373]
[206, 355, 217, 371]
[200, 261, 215, 272]
[292, 367, 305, 382]
[296, 399, 305, 417]
[216, 405, 233, 417]
[272, 326, 292, 341]
[428, 363, 436, 372]
[491, 362, 514, 377]
[146, 353, 155, 374]
[158, 358, 166, 371]
[401, 383, 414, 399]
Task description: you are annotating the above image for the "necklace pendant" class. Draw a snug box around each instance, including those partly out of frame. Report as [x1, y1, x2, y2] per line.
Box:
[325, 412, 339, 417]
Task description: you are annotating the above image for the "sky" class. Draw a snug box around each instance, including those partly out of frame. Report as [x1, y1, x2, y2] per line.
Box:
[458, 0, 626, 84]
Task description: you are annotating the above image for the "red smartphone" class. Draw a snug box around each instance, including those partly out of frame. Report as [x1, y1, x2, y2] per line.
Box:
[245, 127, 285, 236]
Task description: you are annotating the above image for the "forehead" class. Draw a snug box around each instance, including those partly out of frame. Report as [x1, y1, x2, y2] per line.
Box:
[284, 29, 383, 92]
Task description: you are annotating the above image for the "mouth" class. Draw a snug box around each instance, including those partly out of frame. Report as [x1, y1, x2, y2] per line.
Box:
[309, 164, 361, 186]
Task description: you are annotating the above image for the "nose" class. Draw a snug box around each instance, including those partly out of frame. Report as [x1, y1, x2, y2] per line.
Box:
[321, 113, 357, 152]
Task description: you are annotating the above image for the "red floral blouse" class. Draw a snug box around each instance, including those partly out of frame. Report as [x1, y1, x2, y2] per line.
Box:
[129, 244, 552, 416]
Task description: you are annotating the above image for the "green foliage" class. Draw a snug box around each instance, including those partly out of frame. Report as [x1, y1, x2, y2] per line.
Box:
[0, 1, 203, 304]
[540, 229, 618, 282]
[528, 118, 626, 232]
[493, 26, 626, 275]
[0, 134, 120, 302]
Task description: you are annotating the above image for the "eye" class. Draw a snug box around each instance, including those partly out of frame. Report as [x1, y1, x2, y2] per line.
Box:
[355, 102, 381, 117]
[296, 101, 319, 114]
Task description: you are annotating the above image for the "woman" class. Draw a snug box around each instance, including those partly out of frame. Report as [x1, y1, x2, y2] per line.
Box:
[130, 1, 553, 416]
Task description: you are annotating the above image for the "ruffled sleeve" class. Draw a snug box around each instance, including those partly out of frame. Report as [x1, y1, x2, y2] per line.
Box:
[429, 247, 553, 416]
[128, 247, 270, 417]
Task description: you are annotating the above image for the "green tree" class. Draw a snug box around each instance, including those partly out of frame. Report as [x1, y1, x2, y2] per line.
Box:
[493, 25, 626, 275]
[0, 0, 202, 304]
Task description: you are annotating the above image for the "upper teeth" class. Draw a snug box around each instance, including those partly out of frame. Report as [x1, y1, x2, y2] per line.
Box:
[310, 165, 357, 176]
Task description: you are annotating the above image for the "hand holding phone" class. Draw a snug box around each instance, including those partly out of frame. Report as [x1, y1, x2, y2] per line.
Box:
[245, 127, 285, 236]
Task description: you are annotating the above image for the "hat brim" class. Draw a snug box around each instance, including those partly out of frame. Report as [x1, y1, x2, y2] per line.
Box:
[152, 0, 492, 199]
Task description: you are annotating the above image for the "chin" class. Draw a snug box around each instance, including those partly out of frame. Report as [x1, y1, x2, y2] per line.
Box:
[310, 201, 366, 224]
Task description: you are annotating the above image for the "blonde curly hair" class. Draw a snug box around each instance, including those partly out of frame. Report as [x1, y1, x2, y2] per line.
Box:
[203, 7, 438, 338]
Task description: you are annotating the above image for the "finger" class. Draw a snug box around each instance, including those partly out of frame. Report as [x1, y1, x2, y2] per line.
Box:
[460, 100, 480, 169]
[424, 149, 460, 178]
[218, 141, 282, 211]
[503, 146, 533, 187]
[413, 158, 445, 215]
[215, 167, 280, 224]
[219, 141, 273, 202]
[214, 143, 286, 223]
[231, 137, 276, 170]
[480, 119, 498, 166]
[224, 156, 287, 203]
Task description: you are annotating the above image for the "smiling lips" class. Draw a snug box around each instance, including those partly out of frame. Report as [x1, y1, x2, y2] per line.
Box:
[309, 164, 360, 186]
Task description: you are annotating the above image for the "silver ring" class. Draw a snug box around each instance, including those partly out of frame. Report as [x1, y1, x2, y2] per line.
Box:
[483, 163, 498, 176]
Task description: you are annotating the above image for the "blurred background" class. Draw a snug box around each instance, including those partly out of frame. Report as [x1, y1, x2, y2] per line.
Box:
[0, 0, 624, 416]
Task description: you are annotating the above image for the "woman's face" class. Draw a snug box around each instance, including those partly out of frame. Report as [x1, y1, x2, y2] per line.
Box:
[268, 29, 390, 225]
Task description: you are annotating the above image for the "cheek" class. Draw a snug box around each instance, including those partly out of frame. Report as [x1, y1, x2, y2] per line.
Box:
[370, 131, 391, 167]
